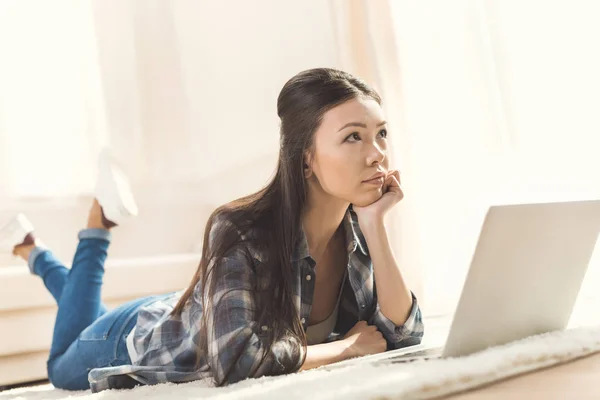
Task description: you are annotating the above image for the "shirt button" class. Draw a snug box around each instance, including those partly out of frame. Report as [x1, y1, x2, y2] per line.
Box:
[301, 318, 306, 324]
[360, 304, 365, 309]
[306, 274, 312, 281]
[261, 325, 268, 332]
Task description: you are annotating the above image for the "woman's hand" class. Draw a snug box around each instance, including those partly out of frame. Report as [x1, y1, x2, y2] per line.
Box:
[353, 169, 403, 225]
[340, 320, 387, 359]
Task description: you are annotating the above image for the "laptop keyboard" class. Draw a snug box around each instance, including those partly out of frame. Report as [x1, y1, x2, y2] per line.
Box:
[373, 346, 444, 365]
[320, 346, 444, 372]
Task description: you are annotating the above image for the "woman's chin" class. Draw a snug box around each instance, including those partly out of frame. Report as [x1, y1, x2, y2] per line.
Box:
[351, 191, 383, 208]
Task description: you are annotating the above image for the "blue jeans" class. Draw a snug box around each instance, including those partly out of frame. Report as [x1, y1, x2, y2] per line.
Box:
[30, 228, 169, 390]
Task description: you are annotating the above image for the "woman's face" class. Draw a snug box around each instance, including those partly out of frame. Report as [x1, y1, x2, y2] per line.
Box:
[306, 96, 390, 207]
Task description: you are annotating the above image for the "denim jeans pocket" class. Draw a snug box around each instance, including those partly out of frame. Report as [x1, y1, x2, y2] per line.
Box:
[79, 310, 121, 341]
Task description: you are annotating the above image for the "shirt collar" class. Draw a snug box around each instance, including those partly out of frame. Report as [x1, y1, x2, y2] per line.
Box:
[291, 206, 368, 262]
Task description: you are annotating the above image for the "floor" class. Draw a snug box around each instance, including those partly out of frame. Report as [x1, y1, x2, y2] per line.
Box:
[444, 352, 600, 399]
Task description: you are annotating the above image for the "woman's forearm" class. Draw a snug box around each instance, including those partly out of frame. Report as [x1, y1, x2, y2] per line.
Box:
[361, 218, 413, 325]
[298, 340, 350, 371]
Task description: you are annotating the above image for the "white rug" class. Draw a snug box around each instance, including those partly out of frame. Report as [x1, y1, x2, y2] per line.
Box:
[2, 324, 600, 400]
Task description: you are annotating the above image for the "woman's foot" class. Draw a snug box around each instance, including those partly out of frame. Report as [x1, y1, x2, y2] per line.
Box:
[93, 147, 138, 228]
[88, 198, 115, 230]
[0, 213, 44, 263]
[12, 233, 38, 261]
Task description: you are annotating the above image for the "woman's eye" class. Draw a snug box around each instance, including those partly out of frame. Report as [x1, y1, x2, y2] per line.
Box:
[346, 132, 361, 142]
[379, 129, 388, 138]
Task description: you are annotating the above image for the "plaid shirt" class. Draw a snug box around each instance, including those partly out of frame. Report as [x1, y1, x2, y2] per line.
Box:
[88, 207, 424, 392]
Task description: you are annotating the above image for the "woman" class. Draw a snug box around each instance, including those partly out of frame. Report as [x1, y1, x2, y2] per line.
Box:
[0, 68, 423, 392]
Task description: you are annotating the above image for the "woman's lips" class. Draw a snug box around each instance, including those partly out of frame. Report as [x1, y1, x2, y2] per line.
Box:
[362, 176, 384, 185]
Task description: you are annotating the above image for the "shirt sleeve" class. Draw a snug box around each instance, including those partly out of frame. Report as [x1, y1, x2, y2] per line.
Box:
[368, 291, 424, 350]
[203, 246, 303, 386]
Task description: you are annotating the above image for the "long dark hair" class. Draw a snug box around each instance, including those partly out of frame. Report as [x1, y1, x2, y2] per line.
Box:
[170, 67, 382, 382]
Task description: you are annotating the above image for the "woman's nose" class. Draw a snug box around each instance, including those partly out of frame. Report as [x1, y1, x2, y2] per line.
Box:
[366, 143, 386, 165]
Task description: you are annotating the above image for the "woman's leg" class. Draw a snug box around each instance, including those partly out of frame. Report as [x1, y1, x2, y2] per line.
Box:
[47, 200, 115, 361]
[41, 148, 141, 389]
[44, 195, 162, 390]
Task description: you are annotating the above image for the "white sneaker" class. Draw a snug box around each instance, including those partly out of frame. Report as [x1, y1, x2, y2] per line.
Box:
[0, 213, 35, 253]
[94, 147, 139, 226]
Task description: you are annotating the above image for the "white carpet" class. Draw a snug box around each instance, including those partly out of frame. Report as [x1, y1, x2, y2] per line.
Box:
[3, 323, 600, 400]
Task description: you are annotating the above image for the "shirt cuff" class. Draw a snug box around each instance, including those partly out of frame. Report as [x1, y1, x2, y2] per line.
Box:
[370, 291, 424, 349]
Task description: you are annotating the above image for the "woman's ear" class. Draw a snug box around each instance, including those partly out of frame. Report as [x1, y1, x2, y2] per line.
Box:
[303, 153, 313, 179]
[303, 162, 312, 179]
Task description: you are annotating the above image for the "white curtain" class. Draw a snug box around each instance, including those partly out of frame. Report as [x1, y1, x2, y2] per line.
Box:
[0, 0, 197, 201]
[0, 0, 106, 199]
[331, 0, 600, 316]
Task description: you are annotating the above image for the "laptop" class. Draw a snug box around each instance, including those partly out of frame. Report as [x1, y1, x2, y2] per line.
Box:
[323, 199, 600, 370]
